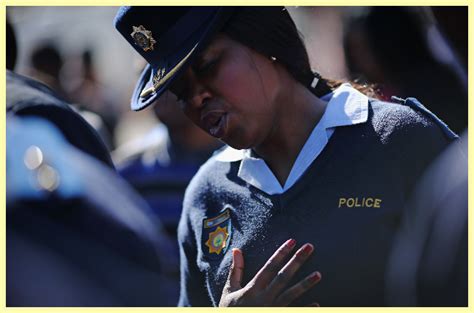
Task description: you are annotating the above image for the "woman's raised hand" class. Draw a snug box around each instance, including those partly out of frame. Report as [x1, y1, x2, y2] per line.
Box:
[219, 239, 322, 307]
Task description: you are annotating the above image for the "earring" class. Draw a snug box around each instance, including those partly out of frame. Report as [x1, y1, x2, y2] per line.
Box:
[270, 56, 277, 62]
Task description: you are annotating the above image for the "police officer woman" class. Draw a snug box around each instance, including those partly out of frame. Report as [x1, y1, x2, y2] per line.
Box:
[115, 7, 458, 306]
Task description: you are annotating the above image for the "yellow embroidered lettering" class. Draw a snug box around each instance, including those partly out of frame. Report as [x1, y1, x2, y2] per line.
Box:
[347, 198, 355, 207]
[338, 197, 382, 208]
[365, 198, 374, 207]
[338, 198, 346, 208]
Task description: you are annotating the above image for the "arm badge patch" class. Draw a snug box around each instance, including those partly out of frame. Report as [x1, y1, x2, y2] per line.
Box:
[202, 208, 232, 258]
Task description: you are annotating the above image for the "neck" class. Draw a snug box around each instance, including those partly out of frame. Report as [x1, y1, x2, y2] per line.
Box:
[254, 81, 327, 186]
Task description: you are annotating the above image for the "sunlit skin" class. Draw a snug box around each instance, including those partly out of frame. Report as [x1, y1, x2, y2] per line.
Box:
[171, 34, 327, 186]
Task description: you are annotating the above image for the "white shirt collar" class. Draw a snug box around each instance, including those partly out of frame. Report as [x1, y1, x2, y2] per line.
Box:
[320, 83, 369, 128]
[213, 83, 369, 194]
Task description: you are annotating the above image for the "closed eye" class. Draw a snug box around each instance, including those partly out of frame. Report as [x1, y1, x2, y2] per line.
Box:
[194, 56, 220, 78]
[170, 79, 190, 103]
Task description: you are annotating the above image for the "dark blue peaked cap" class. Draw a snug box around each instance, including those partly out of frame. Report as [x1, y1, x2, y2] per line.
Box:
[114, 6, 235, 111]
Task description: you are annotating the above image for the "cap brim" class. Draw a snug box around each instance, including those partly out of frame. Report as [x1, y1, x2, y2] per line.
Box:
[130, 7, 234, 111]
[131, 40, 198, 111]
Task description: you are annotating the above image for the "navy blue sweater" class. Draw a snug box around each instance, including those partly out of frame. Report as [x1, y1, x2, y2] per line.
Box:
[177, 98, 457, 306]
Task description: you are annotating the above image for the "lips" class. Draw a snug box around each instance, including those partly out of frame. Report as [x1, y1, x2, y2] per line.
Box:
[201, 110, 227, 138]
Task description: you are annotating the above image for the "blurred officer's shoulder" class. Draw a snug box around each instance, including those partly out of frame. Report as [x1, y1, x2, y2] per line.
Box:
[386, 131, 467, 306]
[7, 70, 67, 110]
[7, 116, 178, 306]
[6, 70, 113, 168]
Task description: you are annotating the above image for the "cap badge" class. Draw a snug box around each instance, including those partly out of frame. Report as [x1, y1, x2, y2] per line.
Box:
[152, 68, 166, 88]
[131, 25, 156, 52]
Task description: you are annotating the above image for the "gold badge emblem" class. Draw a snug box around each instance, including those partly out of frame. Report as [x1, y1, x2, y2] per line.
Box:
[131, 25, 156, 52]
[205, 226, 229, 255]
[152, 68, 166, 88]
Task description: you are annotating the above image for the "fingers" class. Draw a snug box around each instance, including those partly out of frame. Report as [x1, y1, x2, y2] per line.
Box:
[275, 271, 322, 306]
[252, 239, 297, 287]
[222, 240, 320, 307]
[266, 243, 314, 298]
[227, 248, 245, 291]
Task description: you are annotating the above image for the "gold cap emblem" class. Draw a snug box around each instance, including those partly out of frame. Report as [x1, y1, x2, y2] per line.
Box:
[131, 25, 156, 52]
[152, 68, 166, 88]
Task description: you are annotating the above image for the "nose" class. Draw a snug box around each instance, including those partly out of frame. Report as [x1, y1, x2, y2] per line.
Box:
[187, 80, 212, 111]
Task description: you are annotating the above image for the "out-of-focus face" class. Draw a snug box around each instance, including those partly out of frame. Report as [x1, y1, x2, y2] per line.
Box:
[152, 91, 192, 131]
[169, 34, 282, 150]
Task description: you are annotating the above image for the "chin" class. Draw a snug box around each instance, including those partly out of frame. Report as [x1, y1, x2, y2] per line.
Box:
[223, 138, 252, 150]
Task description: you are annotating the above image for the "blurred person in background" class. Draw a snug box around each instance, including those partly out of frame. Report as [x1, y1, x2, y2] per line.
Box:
[343, 6, 467, 133]
[7, 16, 179, 306]
[22, 39, 115, 152]
[115, 6, 464, 306]
[61, 49, 121, 149]
[7, 17, 113, 168]
[7, 116, 177, 306]
[27, 42, 70, 101]
[431, 7, 467, 66]
[386, 130, 467, 306]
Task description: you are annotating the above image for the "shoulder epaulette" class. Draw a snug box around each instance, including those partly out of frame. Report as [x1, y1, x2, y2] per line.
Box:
[391, 96, 458, 140]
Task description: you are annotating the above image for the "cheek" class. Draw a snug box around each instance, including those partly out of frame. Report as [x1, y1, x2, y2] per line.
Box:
[212, 59, 265, 105]
[183, 108, 199, 125]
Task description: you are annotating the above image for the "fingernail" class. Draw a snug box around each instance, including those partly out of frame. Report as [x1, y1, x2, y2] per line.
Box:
[308, 271, 321, 283]
[303, 243, 314, 254]
[287, 238, 296, 248]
